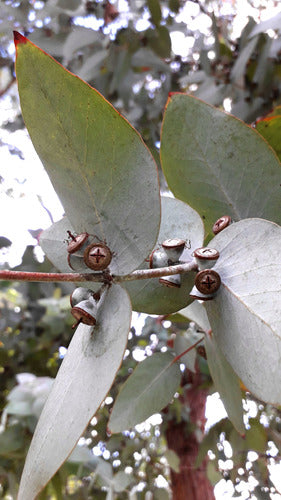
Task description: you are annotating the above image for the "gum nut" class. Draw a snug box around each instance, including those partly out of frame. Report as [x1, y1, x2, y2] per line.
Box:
[212, 215, 232, 235]
[67, 232, 89, 254]
[71, 298, 97, 326]
[149, 249, 168, 269]
[70, 287, 93, 307]
[83, 243, 112, 271]
[193, 247, 219, 270]
[161, 238, 186, 262]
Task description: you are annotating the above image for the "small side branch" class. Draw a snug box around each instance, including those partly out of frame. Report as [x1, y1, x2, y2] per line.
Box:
[0, 260, 198, 284]
[113, 261, 198, 282]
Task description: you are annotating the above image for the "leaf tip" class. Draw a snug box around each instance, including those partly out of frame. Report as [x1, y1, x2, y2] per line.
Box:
[13, 31, 27, 47]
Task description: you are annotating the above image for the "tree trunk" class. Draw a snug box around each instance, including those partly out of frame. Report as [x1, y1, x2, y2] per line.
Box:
[165, 369, 215, 500]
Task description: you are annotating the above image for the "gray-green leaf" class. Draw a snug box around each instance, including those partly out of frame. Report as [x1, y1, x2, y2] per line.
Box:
[161, 93, 281, 236]
[109, 352, 181, 433]
[17, 285, 131, 500]
[204, 332, 244, 434]
[205, 218, 281, 404]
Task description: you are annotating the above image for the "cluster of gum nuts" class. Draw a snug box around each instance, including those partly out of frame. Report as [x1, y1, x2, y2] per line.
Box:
[149, 215, 232, 300]
[66, 231, 113, 328]
[68, 215, 232, 327]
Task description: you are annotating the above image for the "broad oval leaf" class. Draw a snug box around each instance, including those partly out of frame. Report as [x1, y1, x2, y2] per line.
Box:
[108, 352, 181, 433]
[18, 285, 131, 500]
[204, 218, 281, 404]
[160, 93, 281, 236]
[204, 332, 244, 434]
[14, 33, 160, 275]
[123, 196, 204, 314]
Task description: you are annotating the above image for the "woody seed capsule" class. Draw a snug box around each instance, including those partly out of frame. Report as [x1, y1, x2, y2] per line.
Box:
[161, 238, 186, 262]
[71, 298, 97, 326]
[194, 247, 219, 270]
[84, 243, 112, 271]
[212, 215, 232, 235]
[70, 287, 93, 307]
[149, 249, 168, 269]
[195, 269, 221, 295]
[67, 232, 89, 254]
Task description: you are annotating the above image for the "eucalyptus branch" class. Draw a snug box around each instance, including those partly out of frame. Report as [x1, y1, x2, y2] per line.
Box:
[0, 260, 198, 284]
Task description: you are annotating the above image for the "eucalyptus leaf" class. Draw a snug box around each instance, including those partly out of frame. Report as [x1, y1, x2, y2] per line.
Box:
[112, 471, 132, 493]
[18, 285, 131, 500]
[123, 196, 204, 314]
[40, 217, 74, 273]
[174, 332, 198, 372]
[147, 0, 162, 26]
[204, 332, 244, 434]
[165, 449, 180, 473]
[204, 218, 281, 404]
[108, 352, 181, 433]
[160, 94, 281, 236]
[179, 301, 211, 333]
[230, 37, 257, 83]
[15, 33, 160, 276]
[249, 11, 281, 38]
[256, 109, 281, 162]
[63, 27, 101, 62]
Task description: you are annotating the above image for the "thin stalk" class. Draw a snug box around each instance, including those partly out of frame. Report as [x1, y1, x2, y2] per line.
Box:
[172, 336, 205, 364]
[0, 260, 197, 284]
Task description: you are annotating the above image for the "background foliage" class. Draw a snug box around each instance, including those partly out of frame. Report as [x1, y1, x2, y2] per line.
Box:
[1, 0, 281, 498]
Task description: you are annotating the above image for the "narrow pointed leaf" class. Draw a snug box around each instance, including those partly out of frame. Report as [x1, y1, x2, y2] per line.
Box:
[123, 196, 204, 314]
[18, 285, 131, 500]
[14, 32, 160, 275]
[160, 93, 281, 235]
[109, 352, 181, 433]
[204, 218, 281, 404]
[204, 333, 244, 434]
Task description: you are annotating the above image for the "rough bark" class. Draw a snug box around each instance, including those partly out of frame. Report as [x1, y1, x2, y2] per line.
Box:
[165, 369, 215, 500]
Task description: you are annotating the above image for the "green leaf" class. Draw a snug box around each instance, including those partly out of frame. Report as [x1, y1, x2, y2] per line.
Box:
[146, 26, 171, 58]
[256, 108, 281, 162]
[15, 33, 160, 275]
[147, 0, 162, 26]
[123, 196, 204, 314]
[112, 471, 132, 493]
[174, 329, 202, 372]
[165, 449, 180, 473]
[204, 218, 281, 404]
[230, 37, 257, 82]
[0, 425, 25, 456]
[160, 93, 281, 236]
[204, 333, 245, 435]
[246, 419, 267, 453]
[108, 352, 181, 433]
[18, 285, 131, 500]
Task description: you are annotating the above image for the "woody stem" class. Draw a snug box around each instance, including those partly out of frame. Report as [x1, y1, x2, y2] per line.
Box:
[0, 260, 198, 284]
